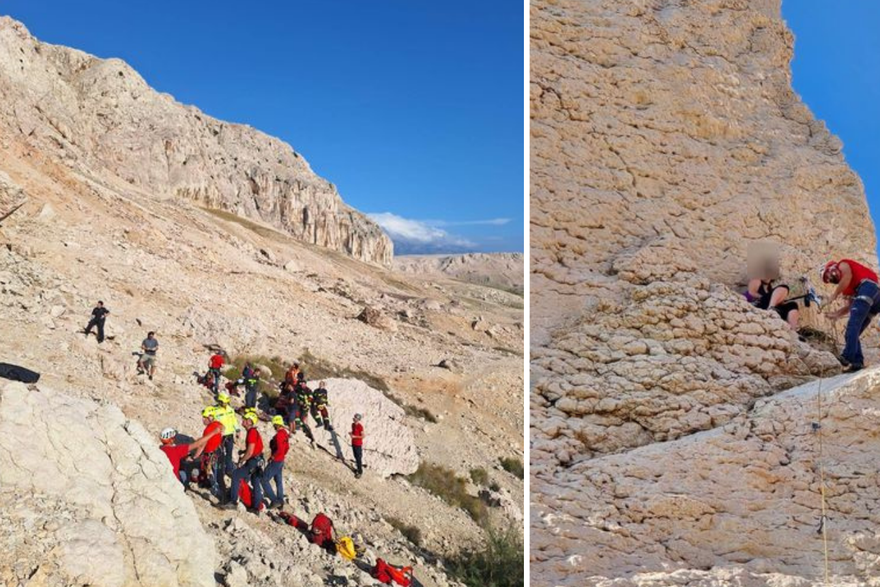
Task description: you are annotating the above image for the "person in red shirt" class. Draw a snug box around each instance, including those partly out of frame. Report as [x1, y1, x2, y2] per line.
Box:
[260, 415, 290, 509]
[821, 259, 880, 372]
[207, 352, 225, 394]
[159, 427, 214, 487]
[223, 412, 264, 513]
[192, 407, 226, 498]
[349, 413, 365, 479]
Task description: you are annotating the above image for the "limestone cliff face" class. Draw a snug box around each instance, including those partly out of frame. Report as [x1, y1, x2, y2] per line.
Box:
[532, 0, 879, 584]
[0, 17, 392, 266]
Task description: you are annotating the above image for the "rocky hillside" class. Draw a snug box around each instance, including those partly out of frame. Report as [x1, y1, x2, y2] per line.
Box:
[531, 0, 879, 584]
[0, 16, 391, 266]
[0, 15, 523, 587]
[395, 253, 524, 295]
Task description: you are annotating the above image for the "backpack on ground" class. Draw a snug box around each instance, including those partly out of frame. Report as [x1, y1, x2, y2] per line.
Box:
[371, 558, 413, 586]
[238, 479, 263, 510]
[335, 536, 357, 560]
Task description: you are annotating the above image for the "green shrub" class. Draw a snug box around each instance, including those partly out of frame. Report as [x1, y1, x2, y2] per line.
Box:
[499, 457, 524, 480]
[469, 468, 489, 486]
[387, 517, 422, 547]
[446, 525, 524, 587]
[407, 463, 487, 525]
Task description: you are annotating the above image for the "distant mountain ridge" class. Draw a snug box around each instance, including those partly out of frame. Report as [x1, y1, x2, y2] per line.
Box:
[0, 16, 392, 265]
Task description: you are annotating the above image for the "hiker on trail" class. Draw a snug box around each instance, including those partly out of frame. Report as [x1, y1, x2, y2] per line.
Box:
[159, 427, 214, 486]
[223, 412, 265, 513]
[207, 352, 225, 395]
[241, 362, 260, 409]
[260, 415, 290, 510]
[214, 392, 240, 475]
[311, 381, 332, 431]
[192, 407, 226, 498]
[137, 331, 159, 380]
[290, 380, 316, 447]
[84, 301, 109, 343]
[746, 265, 799, 330]
[821, 259, 880, 372]
[350, 413, 365, 479]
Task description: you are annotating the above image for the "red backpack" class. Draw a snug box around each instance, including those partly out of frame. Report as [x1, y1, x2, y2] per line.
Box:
[238, 479, 263, 510]
[372, 559, 413, 586]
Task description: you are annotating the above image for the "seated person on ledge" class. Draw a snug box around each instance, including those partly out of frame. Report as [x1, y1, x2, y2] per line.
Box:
[745, 266, 799, 331]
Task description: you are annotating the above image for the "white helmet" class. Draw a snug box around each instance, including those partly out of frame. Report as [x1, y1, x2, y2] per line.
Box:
[160, 427, 177, 441]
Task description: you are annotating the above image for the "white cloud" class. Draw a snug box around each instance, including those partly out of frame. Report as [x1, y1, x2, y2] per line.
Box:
[430, 218, 511, 227]
[368, 212, 477, 254]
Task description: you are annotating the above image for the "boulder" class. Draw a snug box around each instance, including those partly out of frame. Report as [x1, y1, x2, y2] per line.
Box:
[321, 378, 419, 477]
[0, 382, 215, 587]
[356, 306, 397, 332]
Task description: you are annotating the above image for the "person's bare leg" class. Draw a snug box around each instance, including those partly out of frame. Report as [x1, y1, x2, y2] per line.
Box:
[788, 309, 799, 330]
[769, 287, 788, 308]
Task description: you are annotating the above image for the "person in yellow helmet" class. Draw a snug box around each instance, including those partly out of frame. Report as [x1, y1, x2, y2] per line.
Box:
[214, 392, 239, 476]
[260, 415, 290, 509]
[192, 407, 225, 499]
[223, 412, 265, 513]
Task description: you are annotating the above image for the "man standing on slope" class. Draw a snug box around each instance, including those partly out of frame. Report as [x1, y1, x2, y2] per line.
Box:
[214, 392, 239, 476]
[311, 381, 333, 431]
[192, 407, 226, 499]
[261, 415, 289, 509]
[821, 259, 880, 372]
[349, 413, 365, 479]
[84, 301, 110, 343]
[224, 412, 264, 513]
[207, 351, 225, 395]
[138, 331, 159, 380]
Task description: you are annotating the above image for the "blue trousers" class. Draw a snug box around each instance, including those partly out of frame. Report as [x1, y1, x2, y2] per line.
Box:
[260, 460, 284, 504]
[230, 457, 263, 506]
[222, 434, 235, 475]
[842, 281, 880, 367]
[245, 385, 257, 409]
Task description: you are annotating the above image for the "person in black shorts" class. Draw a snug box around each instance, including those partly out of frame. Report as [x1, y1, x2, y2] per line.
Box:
[746, 270, 799, 330]
[84, 301, 109, 343]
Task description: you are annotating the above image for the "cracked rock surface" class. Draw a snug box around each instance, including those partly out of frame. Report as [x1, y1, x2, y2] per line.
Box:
[0, 381, 215, 587]
[531, 0, 879, 584]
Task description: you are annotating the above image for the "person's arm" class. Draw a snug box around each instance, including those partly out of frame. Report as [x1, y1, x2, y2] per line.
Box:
[241, 439, 255, 462]
[188, 435, 211, 454]
[191, 426, 222, 458]
[828, 299, 853, 320]
[747, 279, 761, 299]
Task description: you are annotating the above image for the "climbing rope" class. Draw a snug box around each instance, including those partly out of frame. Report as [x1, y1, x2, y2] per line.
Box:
[813, 377, 830, 584]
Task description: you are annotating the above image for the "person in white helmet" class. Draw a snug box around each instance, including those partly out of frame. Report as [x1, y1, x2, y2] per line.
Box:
[158, 427, 213, 486]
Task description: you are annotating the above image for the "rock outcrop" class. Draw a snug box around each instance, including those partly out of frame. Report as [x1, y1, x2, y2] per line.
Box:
[395, 253, 525, 295]
[0, 382, 215, 587]
[322, 378, 419, 477]
[0, 16, 392, 266]
[533, 369, 880, 587]
[531, 0, 879, 584]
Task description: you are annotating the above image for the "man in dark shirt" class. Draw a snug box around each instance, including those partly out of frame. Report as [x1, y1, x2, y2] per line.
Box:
[84, 301, 109, 343]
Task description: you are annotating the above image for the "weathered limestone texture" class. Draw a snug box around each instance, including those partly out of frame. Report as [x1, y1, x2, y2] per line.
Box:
[0, 382, 216, 587]
[531, 0, 879, 584]
[0, 17, 392, 266]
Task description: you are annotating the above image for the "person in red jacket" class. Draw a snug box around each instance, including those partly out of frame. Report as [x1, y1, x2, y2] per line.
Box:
[207, 352, 225, 395]
[260, 415, 289, 509]
[821, 259, 880, 372]
[192, 407, 226, 498]
[159, 427, 214, 487]
[349, 413, 365, 479]
[223, 412, 264, 513]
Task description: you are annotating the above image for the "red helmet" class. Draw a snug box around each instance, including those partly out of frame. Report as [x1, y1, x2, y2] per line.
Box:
[820, 261, 839, 283]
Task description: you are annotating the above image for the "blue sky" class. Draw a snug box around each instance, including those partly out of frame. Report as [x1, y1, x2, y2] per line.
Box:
[783, 1, 880, 258]
[3, 2, 523, 255]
